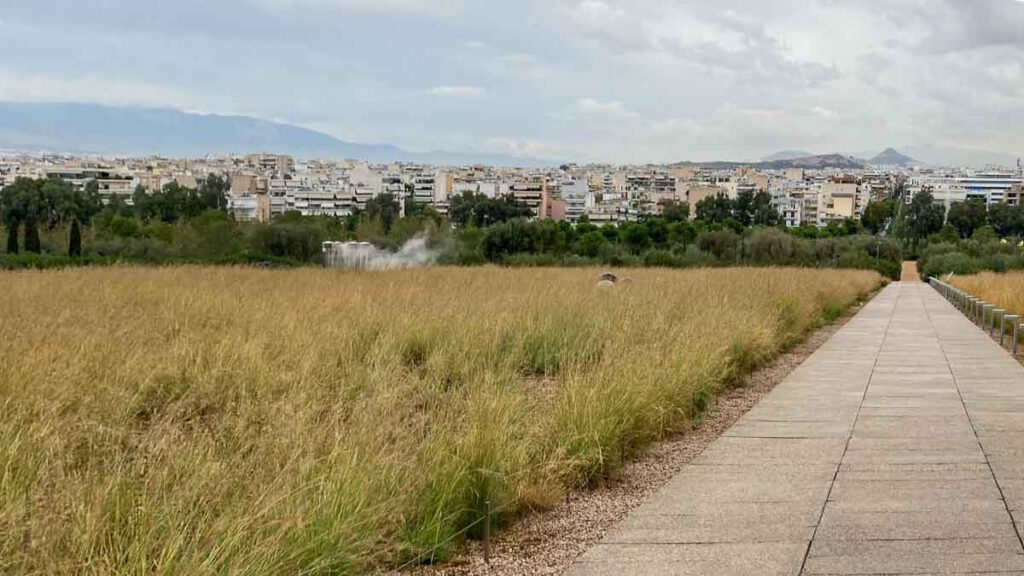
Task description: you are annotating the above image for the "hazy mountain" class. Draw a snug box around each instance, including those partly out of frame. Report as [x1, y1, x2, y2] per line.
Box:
[869, 148, 918, 166]
[0, 102, 551, 167]
[673, 153, 864, 171]
[762, 150, 815, 162]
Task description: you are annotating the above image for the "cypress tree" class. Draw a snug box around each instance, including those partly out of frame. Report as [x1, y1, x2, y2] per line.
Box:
[24, 218, 40, 254]
[6, 223, 18, 254]
[69, 219, 82, 257]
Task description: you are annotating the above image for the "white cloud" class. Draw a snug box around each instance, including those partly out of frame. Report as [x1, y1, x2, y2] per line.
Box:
[0, 69, 194, 109]
[811, 106, 838, 119]
[250, 0, 467, 16]
[2, 0, 1024, 164]
[427, 85, 487, 97]
[575, 97, 639, 119]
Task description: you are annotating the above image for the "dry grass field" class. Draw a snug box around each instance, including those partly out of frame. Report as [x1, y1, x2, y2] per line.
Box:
[0, 266, 881, 574]
[953, 272, 1024, 317]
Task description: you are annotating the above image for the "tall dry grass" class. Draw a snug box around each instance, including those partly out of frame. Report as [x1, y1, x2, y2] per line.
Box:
[0, 266, 881, 574]
[952, 272, 1024, 317]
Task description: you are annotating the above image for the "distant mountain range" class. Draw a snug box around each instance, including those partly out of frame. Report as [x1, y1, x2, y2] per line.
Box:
[757, 147, 1018, 169]
[674, 153, 866, 170]
[0, 102, 552, 168]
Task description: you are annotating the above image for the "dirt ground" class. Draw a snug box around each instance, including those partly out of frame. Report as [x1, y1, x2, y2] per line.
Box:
[902, 261, 920, 282]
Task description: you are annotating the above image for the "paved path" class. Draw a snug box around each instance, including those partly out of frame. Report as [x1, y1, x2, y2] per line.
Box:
[569, 282, 1024, 575]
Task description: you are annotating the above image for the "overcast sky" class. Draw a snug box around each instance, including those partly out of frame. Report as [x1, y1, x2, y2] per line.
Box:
[1, 0, 1022, 164]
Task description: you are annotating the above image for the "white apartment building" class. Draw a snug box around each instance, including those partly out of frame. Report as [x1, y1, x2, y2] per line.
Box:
[226, 194, 260, 222]
[285, 187, 356, 217]
[909, 172, 1024, 207]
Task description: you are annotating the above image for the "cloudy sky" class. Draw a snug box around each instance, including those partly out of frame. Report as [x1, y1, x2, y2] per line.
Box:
[1, 0, 1022, 164]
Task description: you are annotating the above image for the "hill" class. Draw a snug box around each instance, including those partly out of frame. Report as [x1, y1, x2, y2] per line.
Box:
[673, 153, 865, 171]
[0, 102, 550, 167]
[869, 147, 918, 166]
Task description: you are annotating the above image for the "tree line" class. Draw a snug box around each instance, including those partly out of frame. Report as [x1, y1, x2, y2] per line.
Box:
[2, 178, 905, 279]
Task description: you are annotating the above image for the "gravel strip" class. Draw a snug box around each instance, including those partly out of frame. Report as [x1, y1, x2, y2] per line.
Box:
[396, 303, 865, 576]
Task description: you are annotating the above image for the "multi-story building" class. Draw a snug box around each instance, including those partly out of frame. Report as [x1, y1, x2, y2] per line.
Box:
[510, 176, 548, 217]
[245, 154, 294, 174]
[43, 165, 135, 203]
[822, 180, 860, 222]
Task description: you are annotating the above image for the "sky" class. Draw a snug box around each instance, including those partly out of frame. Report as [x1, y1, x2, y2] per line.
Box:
[0, 0, 1023, 164]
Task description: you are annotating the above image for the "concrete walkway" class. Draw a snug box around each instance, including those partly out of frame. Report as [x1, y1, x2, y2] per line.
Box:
[569, 282, 1024, 575]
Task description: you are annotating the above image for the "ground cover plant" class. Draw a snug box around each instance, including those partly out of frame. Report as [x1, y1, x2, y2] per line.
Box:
[0, 266, 881, 574]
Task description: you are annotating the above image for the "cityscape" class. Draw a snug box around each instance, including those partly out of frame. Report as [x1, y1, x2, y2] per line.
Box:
[6, 1, 1024, 575]
[3, 149, 1022, 229]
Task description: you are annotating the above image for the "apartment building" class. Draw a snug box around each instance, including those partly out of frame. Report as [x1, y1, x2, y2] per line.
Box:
[685, 185, 727, 218]
[510, 176, 548, 217]
[909, 171, 1024, 207]
[43, 165, 135, 202]
[822, 180, 859, 222]
[245, 154, 294, 174]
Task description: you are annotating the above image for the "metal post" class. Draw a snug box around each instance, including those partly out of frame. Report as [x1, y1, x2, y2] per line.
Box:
[1003, 315, 1020, 346]
[993, 309, 1006, 335]
[1015, 320, 1021, 356]
[483, 499, 491, 564]
[983, 304, 994, 328]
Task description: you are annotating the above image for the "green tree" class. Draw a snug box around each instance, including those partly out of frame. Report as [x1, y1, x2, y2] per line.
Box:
[946, 200, 987, 239]
[695, 194, 734, 224]
[751, 192, 781, 227]
[68, 219, 82, 257]
[988, 203, 1024, 238]
[861, 199, 894, 235]
[449, 192, 533, 228]
[134, 182, 205, 223]
[4, 177, 62, 254]
[931, 224, 959, 244]
[199, 174, 230, 211]
[480, 219, 538, 261]
[574, 230, 608, 258]
[733, 191, 756, 226]
[619, 222, 652, 254]
[364, 193, 401, 233]
[660, 200, 690, 223]
[972, 225, 999, 243]
[697, 229, 740, 261]
[0, 179, 28, 253]
[906, 191, 945, 246]
[55, 179, 102, 256]
[667, 220, 698, 251]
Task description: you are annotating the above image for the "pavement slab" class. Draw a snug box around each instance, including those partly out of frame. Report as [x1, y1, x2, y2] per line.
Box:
[568, 282, 1024, 575]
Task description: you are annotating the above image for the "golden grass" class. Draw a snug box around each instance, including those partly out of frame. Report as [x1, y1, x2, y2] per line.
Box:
[0, 266, 882, 574]
[952, 272, 1024, 317]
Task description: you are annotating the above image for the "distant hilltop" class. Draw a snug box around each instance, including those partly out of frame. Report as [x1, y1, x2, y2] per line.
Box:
[0, 101, 552, 168]
[868, 147, 918, 167]
[672, 153, 865, 171]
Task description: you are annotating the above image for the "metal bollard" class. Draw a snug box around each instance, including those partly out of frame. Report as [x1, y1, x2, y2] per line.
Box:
[993, 309, 1006, 335]
[483, 499, 491, 564]
[983, 304, 995, 328]
[1015, 320, 1021, 356]
[1003, 315, 1020, 346]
